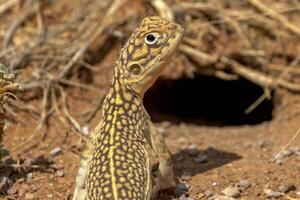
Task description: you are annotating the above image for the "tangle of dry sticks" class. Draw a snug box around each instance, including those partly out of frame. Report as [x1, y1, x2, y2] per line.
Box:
[0, 0, 299, 132]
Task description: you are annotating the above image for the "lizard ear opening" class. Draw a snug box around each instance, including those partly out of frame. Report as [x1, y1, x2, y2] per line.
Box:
[128, 63, 142, 75]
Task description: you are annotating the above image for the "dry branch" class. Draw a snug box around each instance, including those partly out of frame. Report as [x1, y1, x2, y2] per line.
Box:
[0, 0, 22, 16]
[3, 1, 36, 48]
[1, 0, 300, 131]
[220, 56, 300, 92]
[59, 0, 127, 78]
[179, 44, 217, 66]
[146, 0, 174, 20]
[249, 0, 300, 37]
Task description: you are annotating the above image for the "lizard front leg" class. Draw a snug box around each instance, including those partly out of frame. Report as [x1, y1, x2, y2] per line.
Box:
[72, 153, 89, 200]
[73, 123, 101, 200]
[145, 118, 176, 198]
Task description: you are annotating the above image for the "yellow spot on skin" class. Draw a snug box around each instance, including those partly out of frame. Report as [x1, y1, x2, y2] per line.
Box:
[122, 50, 127, 60]
[128, 45, 134, 54]
[105, 123, 110, 132]
[124, 103, 129, 109]
[115, 96, 123, 105]
[117, 121, 122, 129]
[103, 187, 109, 193]
[105, 193, 112, 199]
[123, 92, 133, 101]
[107, 114, 112, 121]
[114, 81, 123, 105]
[122, 119, 127, 126]
[120, 177, 126, 183]
[132, 104, 137, 111]
[127, 153, 133, 159]
[118, 107, 125, 115]
[121, 189, 126, 197]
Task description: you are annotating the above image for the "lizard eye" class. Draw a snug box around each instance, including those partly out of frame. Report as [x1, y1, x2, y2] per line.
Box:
[144, 33, 159, 45]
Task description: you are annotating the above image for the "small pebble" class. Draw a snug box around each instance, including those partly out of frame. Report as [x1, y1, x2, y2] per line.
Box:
[264, 189, 283, 198]
[289, 147, 300, 155]
[31, 185, 37, 192]
[7, 187, 18, 195]
[186, 144, 198, 156]
[281, 150, 293, 158]
[194, 154, 208, 163]
[0, 176, 11, 192]
[182, 172, 192, 178]
[160, 121, 171, 128]
[259, 140, 269, 148]
[177, 183, 189, 191]
[18, 184, 30, 196]
[56, 170, 65, 177]
[179, 196, 194, 200]
[212, 182, 218, 186]
[237, 180, 251, 190]
[26, 173, 33, 180]
[278, 184, 296, 193]
[275, 159, 283, 165]
[213, 195, 235, 200]
[205, 191, 214, 198]
[296, 191, 300, 196]
[222, 186, 241, 198]
[81, 125, 90, 135]
[50, 147, 62, 156]
[25, 193, 35, 199]
[289, 147, 300, 153]
[156, 127, 166, 134]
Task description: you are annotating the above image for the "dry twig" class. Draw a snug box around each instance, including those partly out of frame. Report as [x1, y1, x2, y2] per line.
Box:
[270, 127, 300, 162]
[0, 0, 22, 16]
[249, 0, 300, 37]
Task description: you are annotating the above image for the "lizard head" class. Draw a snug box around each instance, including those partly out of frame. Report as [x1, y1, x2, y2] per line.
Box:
[116, 16, 183, 97]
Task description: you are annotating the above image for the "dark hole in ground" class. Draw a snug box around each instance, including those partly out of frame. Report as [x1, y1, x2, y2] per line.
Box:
[144, 74, 273, 126]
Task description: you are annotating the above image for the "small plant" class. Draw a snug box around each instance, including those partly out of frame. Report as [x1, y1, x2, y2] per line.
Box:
[0, 63, 18, 159]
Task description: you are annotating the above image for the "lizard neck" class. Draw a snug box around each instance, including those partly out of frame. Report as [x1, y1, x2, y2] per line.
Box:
[99, 66, 146, 141]
[109, 65, 143, 105]
[104, 66, 144, 119]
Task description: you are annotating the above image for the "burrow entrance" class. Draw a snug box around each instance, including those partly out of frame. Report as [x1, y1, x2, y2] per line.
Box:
[144, 74, 273, 126]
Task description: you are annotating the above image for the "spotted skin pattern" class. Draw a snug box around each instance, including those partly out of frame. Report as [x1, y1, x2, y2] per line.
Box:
[73, 16, 183, 200]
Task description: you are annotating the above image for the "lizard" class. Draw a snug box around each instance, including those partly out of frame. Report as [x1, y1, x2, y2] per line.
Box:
[72, 16, 183, 200]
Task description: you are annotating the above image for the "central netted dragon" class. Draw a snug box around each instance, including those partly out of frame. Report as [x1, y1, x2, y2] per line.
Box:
[73, 16, 183, 200]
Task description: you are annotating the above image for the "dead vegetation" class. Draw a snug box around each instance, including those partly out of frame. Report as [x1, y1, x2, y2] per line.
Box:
[0, 0, 299, 199]
[0, 0, 299, 132]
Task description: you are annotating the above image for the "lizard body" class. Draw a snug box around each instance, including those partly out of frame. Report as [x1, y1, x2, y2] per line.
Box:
[73, 16, 183, 200]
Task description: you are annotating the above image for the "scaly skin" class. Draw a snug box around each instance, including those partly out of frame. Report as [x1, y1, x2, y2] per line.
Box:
[73, 16, 183, 200]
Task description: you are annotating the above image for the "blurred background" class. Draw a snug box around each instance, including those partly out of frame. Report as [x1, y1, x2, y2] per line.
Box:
[0, 0, 299, 199]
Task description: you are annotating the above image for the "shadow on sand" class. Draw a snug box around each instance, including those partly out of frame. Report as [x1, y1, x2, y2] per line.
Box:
[153, 147, 242, 200]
